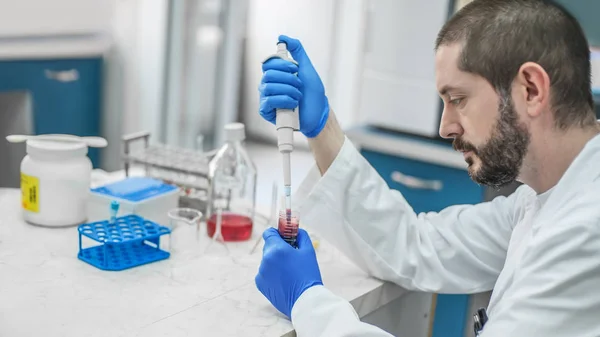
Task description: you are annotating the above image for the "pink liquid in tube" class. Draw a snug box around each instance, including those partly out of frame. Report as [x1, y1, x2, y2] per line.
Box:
[278, 210, 299, 247]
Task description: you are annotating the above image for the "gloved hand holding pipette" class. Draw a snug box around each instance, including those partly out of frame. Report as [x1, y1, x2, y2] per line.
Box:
[255, 227, 322, 318]
[260, 35, 331, 246]
[259, 35, 330, 138]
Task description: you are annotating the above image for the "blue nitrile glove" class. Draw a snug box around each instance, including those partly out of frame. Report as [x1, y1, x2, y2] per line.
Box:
[259, 35, 330, 138]
[255, 227, 323, 318]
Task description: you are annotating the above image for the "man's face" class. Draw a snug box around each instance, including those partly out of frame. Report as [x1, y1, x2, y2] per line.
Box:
[435, 44, 531, 188]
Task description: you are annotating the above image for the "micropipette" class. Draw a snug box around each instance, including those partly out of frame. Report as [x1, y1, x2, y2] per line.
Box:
[263, 41, 300, 245]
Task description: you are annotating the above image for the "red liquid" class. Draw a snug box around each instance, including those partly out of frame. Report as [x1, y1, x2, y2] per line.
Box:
[207, 212, 253, 241]
[278, 214, 299, 246]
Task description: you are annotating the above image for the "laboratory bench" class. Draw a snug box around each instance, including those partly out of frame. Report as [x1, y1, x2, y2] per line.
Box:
[0, 184, 407, 337]
[0, 131, 503, 336]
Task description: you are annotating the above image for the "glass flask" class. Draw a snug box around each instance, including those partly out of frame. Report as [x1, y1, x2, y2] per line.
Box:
[206, 123, 257, 241]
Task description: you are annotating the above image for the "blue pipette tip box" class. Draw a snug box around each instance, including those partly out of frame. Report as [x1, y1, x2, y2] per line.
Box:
[77, 214, 171, 271]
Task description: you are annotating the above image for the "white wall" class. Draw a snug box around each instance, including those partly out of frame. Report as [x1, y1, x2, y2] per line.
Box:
[0, 0, 111, 37]
[241, 0, 368, 145]
[102, 0, 169, 171]
[328, 1, 369, 129]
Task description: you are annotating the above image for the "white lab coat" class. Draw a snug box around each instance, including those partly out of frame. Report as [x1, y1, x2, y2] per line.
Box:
[291, 134, 600, 337]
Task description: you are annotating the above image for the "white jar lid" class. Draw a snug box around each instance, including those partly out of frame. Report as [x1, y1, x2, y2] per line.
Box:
[224, 123, 245, 142]
[26, 139, 88, 160]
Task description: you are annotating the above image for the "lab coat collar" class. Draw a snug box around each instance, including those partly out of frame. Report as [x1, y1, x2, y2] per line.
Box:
[549, 132, 600, 191]
[529, 132, 600, 230]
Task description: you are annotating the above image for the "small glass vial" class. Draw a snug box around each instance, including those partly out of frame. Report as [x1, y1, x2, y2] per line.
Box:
[278, 210, 299, 247]
[206, 123, 257, 241]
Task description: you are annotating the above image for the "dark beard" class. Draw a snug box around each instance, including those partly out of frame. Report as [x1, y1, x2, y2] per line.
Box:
[453, 93, 531, 189]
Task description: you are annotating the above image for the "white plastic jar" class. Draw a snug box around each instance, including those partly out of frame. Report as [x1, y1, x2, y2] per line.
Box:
[20, 139, 92, 227]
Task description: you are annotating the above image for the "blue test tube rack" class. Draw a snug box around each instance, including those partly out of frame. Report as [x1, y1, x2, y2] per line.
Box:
[77, 214, 171, 271]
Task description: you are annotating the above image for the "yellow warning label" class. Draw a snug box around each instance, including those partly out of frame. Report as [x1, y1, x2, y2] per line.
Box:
[21, 173, 39, 213]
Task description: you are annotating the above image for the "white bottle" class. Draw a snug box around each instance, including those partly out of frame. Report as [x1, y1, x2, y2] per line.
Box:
[20, 139, 92, 227]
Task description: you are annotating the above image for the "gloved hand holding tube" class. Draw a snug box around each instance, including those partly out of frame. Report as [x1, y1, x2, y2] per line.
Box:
[255, 227, 323, 318]
[259, 35, 330, 138]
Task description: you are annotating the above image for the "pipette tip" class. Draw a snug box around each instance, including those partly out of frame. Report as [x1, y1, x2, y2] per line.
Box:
[110, 200, 120, 224]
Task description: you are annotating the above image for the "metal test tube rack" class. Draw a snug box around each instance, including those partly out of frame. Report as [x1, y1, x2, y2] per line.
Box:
[121, 131, 214, 216]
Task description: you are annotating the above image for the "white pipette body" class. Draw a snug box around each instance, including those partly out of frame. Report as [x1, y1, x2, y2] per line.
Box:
[263, 42, 299, 195]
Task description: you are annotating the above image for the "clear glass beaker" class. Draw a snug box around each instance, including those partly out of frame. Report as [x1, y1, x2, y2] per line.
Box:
[166, 208, 202, 254]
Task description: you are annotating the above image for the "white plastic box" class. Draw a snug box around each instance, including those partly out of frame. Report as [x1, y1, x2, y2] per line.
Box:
[87, 177, 180, 227]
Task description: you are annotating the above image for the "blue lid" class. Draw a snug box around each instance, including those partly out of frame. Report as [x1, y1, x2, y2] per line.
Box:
[91, 177, 178, 203]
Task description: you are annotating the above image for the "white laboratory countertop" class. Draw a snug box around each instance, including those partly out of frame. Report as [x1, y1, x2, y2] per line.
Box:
[0, 187, 406, 337]
[0, 34, 110, 60]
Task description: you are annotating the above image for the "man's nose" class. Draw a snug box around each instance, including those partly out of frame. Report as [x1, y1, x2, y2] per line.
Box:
[439, 108, 463, 139]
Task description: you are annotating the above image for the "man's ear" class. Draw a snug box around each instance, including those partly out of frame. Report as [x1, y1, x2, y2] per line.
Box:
[514, 62, 551, 118]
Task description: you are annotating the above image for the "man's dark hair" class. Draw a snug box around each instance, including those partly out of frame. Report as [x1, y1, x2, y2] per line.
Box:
[436, 0, 595, 129]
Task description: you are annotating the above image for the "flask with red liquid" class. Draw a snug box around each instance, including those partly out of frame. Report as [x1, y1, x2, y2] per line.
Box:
[206, 123, 257, 241]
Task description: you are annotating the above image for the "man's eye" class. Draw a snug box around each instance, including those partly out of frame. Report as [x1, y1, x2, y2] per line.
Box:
[450, 98, 463, 105]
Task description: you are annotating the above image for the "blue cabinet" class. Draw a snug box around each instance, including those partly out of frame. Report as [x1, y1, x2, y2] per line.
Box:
[361, 149, 483, 211]
[0, 57, 103, 167]
[351, 127, 485, 337]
